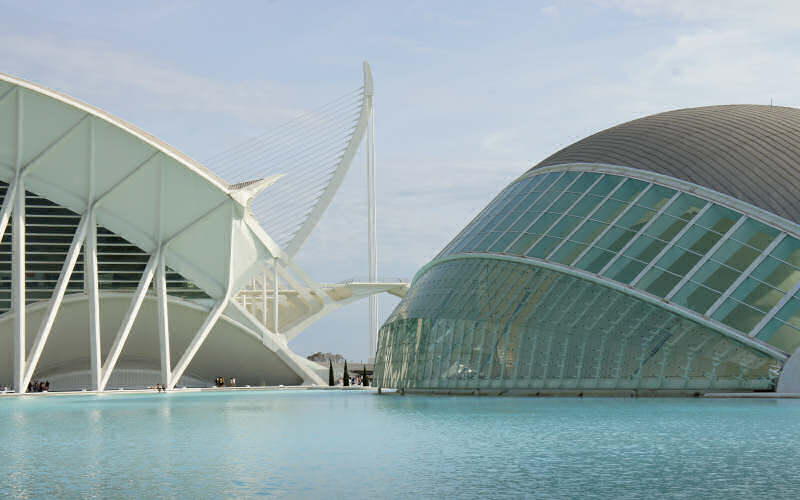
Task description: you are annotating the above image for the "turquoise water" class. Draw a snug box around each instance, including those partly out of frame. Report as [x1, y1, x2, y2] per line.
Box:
[1, 391, 799, 499]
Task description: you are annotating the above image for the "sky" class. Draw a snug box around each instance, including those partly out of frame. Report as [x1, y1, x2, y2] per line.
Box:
[2, 0, 800, 362]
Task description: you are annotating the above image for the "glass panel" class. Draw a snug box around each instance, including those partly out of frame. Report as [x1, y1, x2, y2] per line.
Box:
[526, 236, 560, 259]
[636, 184, 675, 210]
[550, 171, 579, 191]
[730, 219, 779, 251]
[594, 226, 637, 253]
[712, 298, 765, 333]
[710, 239, 760, 272]
[623, 235, 666, 264]
[655, 246, 703, 276]
[507, 232, 540, 255]
[644, 214, 688, 242]
[616, 206, 657, 232]
[695, 205, 739, 234]
[586, 175, 623, 197]
[610, 178, 648, 202]
[590, 199, 627, 223]
[639, 268, 682, 297]
[550, 241, 587, 266]
[603, 256, 647, 284]
[571, 220, 607, 245]
[672, 281, 721, 314]
[576, 247, 615, 274]
[565, 172, 600, 193]
[731, 277, 784, 312]
[566, 196, 602, 219]
[546, 215, 583, 239]
[535, 172, 563, 192]
[771, 237, 800, 267]
[666, 193, 705, 221]
[675, 225, 723, 255]
[751, 257, 800, 292]
[755, 319, 800, 354]
[489, 231, 521, 253]
[776, 297, 800, 329]
[547, 192, 580, 214]
[692, 260, 740, 293]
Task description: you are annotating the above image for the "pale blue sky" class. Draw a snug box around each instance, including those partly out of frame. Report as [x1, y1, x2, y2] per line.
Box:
[2, 1, 799, 361]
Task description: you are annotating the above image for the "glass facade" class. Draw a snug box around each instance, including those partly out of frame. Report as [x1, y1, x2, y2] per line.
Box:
[439, 171, 800, 355]
[0, 181, 207, 313]
[374, 258, 776, 391]
[377, 168, 800, 391]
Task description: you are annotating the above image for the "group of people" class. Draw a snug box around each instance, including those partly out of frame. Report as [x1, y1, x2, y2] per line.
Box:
[148, 384, 166, 392]
[214, 376, 236, 387]
[336, 375, 367, 386]
[27, 380, 49, 392]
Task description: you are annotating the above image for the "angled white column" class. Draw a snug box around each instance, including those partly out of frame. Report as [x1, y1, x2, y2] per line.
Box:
[23, 214, 89, 388]
[167, 202, 234, 390]
[156, 249, 171, 388]
[262, 268, 268, 328]
[273, 257, 279, 334]
[98, 251, 159, 390]
[0, 176, 18, 247]
[168, 297, 229, 389]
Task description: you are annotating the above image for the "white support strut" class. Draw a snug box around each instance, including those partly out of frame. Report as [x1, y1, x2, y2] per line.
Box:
[98, 251, 159, 390]
[156, 249, 172, 388]
[12, 87, 24, 392]
[23, 214, 89, 389]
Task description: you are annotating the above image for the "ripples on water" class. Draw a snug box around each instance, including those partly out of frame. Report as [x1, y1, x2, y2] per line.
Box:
[0, 391, 798, 499]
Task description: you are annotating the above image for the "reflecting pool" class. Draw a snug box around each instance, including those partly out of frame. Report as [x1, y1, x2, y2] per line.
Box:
[1, 390, 800, 498]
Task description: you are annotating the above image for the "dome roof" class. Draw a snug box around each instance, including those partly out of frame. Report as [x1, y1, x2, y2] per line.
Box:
[531, 105, 800, 225]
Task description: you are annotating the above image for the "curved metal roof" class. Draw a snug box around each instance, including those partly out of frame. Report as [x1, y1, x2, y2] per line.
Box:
[532, 104, 800, 225]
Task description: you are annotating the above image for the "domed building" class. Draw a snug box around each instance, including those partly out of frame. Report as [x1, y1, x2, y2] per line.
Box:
[375, 105, 800, 395]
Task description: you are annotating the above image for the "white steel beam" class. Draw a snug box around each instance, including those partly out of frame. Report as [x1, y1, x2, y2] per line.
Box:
[273, 257, 279, 334]
[0, 176, 18, 247]
[86, 119, 102, 391]
[12, 88, 24, 393]
[98, 251, 159, 391]
[22, 214, 89, 388]
[156, 249, 171, 388]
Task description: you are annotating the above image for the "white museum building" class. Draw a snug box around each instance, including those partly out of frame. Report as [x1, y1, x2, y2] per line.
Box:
[0, 64, 406, 392]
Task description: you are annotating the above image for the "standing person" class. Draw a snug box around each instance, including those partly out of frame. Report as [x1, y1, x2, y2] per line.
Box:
[45, 381, 50, 392]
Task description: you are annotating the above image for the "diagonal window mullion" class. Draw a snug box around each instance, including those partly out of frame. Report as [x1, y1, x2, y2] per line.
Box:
[475, 172, 565, 252]
[520, 174, 605, 255]
[504, 173, 583, 253]
[572, 183, 654, 266]
[705, 232, 786, 317]
[665, 216, 747, 300]
[630, 202, 712, 287]
[598, 190, 682, 275]
[749, 266, 800, 338]
[546, 176, 626, 261]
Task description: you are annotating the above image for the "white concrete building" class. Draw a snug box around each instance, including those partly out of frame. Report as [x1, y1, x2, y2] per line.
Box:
[0, 64, 406, 392]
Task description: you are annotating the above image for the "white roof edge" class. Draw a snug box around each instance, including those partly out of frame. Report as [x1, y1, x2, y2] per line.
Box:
[0, 71, 232, 196]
